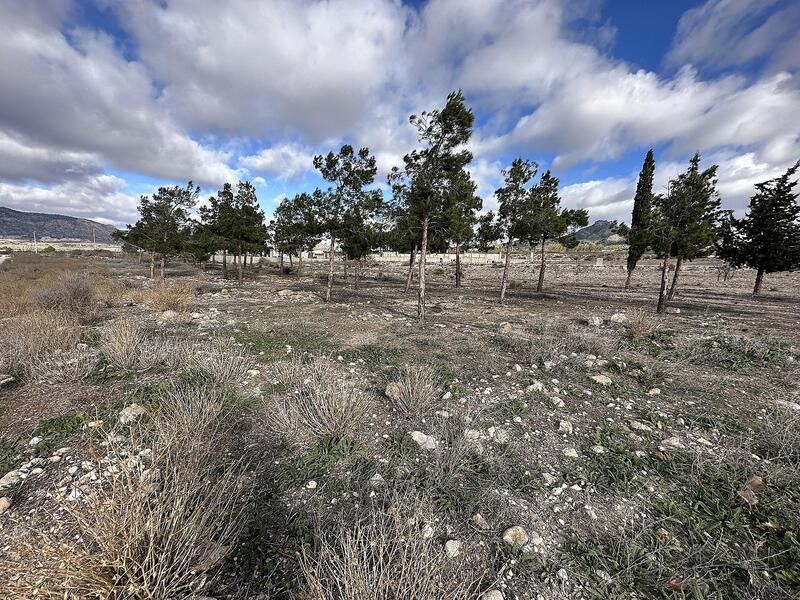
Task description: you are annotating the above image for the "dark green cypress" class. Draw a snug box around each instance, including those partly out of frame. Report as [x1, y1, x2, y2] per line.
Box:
[625, 149, 655, 288]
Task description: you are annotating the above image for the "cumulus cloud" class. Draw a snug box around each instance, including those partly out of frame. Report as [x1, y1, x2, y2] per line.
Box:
[239, 143, 315, 180]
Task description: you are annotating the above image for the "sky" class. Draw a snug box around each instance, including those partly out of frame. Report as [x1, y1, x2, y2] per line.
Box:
[0, 0, 798, 228]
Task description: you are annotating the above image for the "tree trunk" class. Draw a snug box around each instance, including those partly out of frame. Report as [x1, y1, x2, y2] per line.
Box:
[499, 239, 513, 302]
[354, 260, 360, 290]
[249, 253, 253, 266]
[289, 254, 293, 268]
[222, 249, 228, 279]
[325, 235, 335, 303]
[455, 244, 462, 288]
[280, 252, 284, 273]
[404, 246, 416, 293]
[149, 252, 155, 279]
[667, 257, 682, 301]
[298, 253, 303, 278]
[624, 267, 633, 289]
[536, 238, 546, 292]
[344, 257, 348, 280]
[753, 267, 765, 296]
[418, 218, 428, 325]
[656, 254, 670, 313]
[159, 256, 165, 280]
[237, 243, 243, 284]
[138, 251, 142, 264]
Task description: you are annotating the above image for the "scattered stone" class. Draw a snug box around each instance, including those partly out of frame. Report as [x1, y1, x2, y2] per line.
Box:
[410, 431, 438, 451]
[385, 382, 403, 401]
[502, 525, 529, 547]
[662, 437, 684, 449]
[0, 374, 15, 387]
[587, 316, 603, 327]
[513, 363, 522, 372]
[775, 399, 800, 411]
[0, 470, 21, 489]
[563, 447, 579, 458]
[160, 310, 179, 320]
[591, 445, 607, 454]
[647, 388, 661, 396]
[480, 591, 504, 600]
[277, 289, 293, 297]
[445, 540, 463, 558]
[422, 523, 435, 540]
[610, 313, 627, 324]
[543, 472, 557, 486]
[119, 404, 146, 425]
[559, 420, 573, 434]
[629, 420, 652, 432]
[472, 513, 490, 531]
[498, 322, 513, 334]
[369, 473, 386, 487]
[305, 480, 318, 489]
[442, 391, 452, 401]
[590, 374, 613, 386]
[526, 381, 544, 393]
[28, 436, 42, 447]
[0, 496, 11, 515]
[551, 396, 565, 408]
[665, 307, 681, 314]
[488, 427, 510, 444]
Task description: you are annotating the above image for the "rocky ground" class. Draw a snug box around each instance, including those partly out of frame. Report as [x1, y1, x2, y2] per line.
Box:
[0, 252, 798, 599]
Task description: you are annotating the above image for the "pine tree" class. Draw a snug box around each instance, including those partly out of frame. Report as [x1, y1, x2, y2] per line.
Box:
[494, 158, 538, 302]
[625, 149, 655, 288]
[523, 170, 588, 292]
[120, 182, 199, 279]
[389, 90, 474, 324]
[665, 154, 721, 301]
[199, 183, 235, 278]
[717, 162, 800, 295]
[313, 145, 381, 303]
[273, 192, 322, 278]
[475, 212, 501, 253]
[445, 169, 481, 288]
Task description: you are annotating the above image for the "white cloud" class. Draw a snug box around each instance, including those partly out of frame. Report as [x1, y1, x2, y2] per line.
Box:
[239, 143, 315, 180]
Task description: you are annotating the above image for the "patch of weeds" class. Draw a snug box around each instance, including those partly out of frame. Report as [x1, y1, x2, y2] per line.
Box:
[261, 382, 287, 397]
[382, 431, 420, 463]
[28, 411, 91, 454]
[0, 436, 20, 475]
[500, 397, 534, 421]
[671, 334, 788, 373]
[234, 326, 333, 363]
[565, 450, 800, 598]
[683, 411, 748, 435]
[278, 436, 361, 489]
[340, 344, 404, 371]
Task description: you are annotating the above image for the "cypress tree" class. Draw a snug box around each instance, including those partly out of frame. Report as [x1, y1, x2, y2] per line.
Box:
[717, 162, 800, 295]
[625, 149, 654, 288]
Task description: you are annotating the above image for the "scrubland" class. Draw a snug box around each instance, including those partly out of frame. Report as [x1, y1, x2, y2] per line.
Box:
[0, 252, 798, 599]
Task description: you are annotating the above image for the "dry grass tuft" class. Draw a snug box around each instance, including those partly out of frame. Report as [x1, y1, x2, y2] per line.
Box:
[0, 381, 243, 599]
[190, 338, 254, 385]
[622, 308, 664, 341]
[28, 345, 101, 382]
[0, 310, 82, 377]
[509, 318, 618, 366]
[300, 499, 486, 599]
[34, 272, 95, 313]
[137, 280, 197, 312]
[385, 364, 441, 417]
[99, 317, 148, 370]
[267, 356, 370, 446]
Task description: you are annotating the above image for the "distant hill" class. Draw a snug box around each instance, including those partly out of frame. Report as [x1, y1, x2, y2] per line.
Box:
[0, 206, 118, 243]
[575, 219, 626, 245]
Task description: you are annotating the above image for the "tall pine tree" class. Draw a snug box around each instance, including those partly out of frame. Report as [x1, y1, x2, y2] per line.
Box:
[625, 149, 654, 288]
[717, 162, 800, 295]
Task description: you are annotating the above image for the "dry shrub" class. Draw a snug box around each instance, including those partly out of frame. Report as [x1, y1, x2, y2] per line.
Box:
[137, 280, 197, 312]
[300, 499, 486, 599]
[1, 382, 243, 599]
[190, 338, 254, 385]
[522, 318, 617, 366]
[0, 310, 81, 377]
[28, 345, 101, 382]
[623, 308, 663, 341]
[385, 364, 441, 417]
[268, 356, 369, 446]
[99, 317, 148, 370]
[0, 254, 85, 315]
[34, 272, 95, 313]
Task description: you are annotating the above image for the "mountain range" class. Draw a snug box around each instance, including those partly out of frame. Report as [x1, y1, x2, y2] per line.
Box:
[0, 206, 118, 243]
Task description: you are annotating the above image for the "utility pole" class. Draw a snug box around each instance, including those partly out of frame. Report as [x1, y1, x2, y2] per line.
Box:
[93, 227, 97, 248]
[33, 230, 38, 254]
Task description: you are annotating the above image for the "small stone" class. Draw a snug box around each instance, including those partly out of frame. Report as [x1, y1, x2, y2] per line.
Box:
[369, 473, 386, 487]
[590, 374, 613, 386]
[160, 309, 179, 320]
[662, 437, 684, 449]
[422, 523, 435, 539]
[502, 525, 529, 547]
[442, 391, 452, 401]
[591, 445, 607, 454]
[480, 591, 504, 600]
[277, 289, 293, 297]
[610, 313, 627, 324]
[445, 539, 462, 558]
[0, 470, 21, 489]
[472, 513, 490, 530]
[587, 316, 603, 327]
[28, 436, 43, 447]
[0, 374, 15, 387]
[385, 382, 403, 401]
[526, 381, 544, 393]
[559, 420, 573, 434]
[551, 396, 565, 408]
[410, 431, 438, 451]
[306, 480, 317, 489]
[563, 447, 579, 458]
[665, 307, 681, 314]
[629, 420, 652, 432]
[513, 363, 522, 372]
[498, 322, 513, 334]
[0, 496, 11, 514]
[488, 427, 510, 444]
[647, 388, 661, 396]
[119, 404, 147, 425]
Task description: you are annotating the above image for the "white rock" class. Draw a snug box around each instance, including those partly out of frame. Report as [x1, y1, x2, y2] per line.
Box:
[422, 523, 435, 539]
[502, 525, 529, 547]
[587, 316, 603, 327]
[498, 322, 513, 334]
[665, 307, 681, 314]
[369, 473, 386, 487]
[410, 431, 438, 451]
[306, 480, 317, 489]
[526, 381, 544, 393]
[160, 310, 179, 320]
[277, 289, 293, 297]
[119, 404, 146, 425]
[629, 420, 652, 432]
[610, 313, 627, 324]
[472, 513, 490, 530]
[591, 445, 607, 454]
[445, 540, 463, 558]
[28, 436, 42, 447]
[590, 374, 613, 386]
[442, 391, 452, 401]
[559, 420, 573, 434]
[0, 470, 21, 489]
[563, 447, 579, 458]
[480, 591, 504, 600]
[513, 363, 522, 372]
[0, 496, 11, 514]
[647, 388, 661, 396]
[488, 427, 510, 444]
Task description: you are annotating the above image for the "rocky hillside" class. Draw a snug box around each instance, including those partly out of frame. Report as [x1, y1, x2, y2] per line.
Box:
[0, 206, 117, 243]
[575, 219, 625, 245]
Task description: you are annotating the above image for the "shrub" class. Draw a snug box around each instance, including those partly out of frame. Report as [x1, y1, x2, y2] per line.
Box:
[29, 345, 100, 382]
[622, 308, 663, 341]
[0, 310, 81, 377]
[385, 364, 441, 417]
[1, 382, 243, 599]
[137, 280, 197, 312]
[300, 499, 486, 599]
[268, 356, 369, 446]
[34, 272, 95, 314]
[190, 338, 254, 385]
[99, 318, 148, 370]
